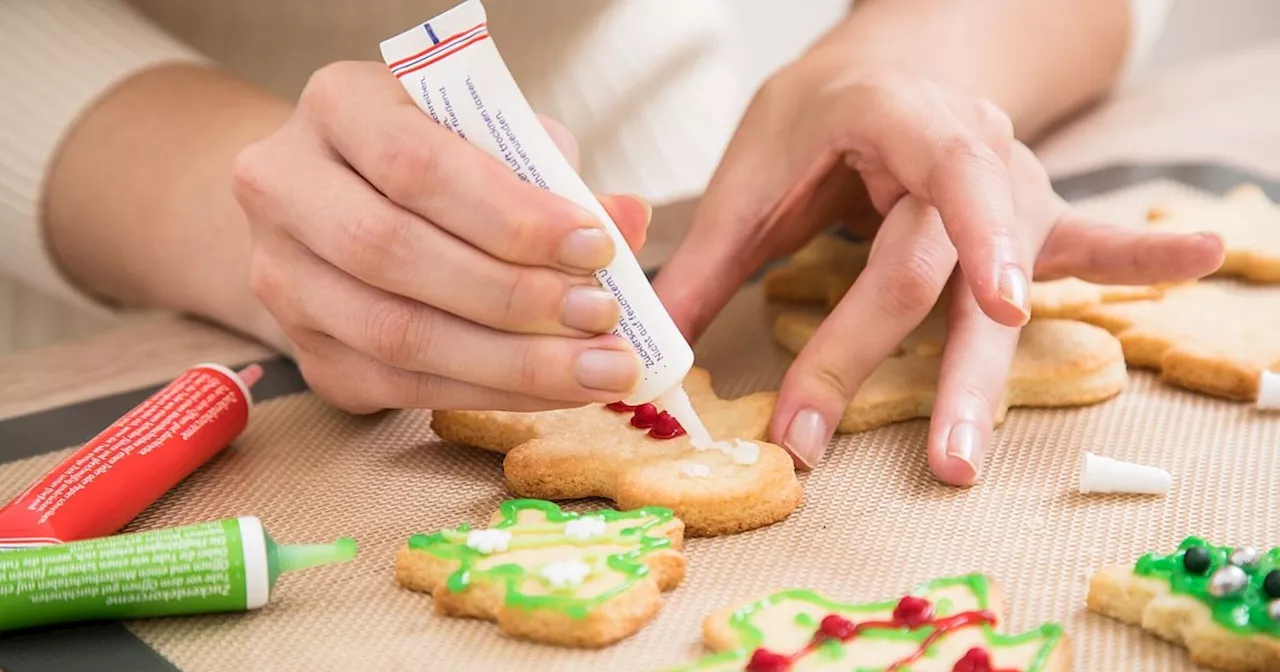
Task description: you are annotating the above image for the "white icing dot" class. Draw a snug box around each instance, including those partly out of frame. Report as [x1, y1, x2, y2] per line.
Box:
[563, 516, 607, 540]
[540, 559, 592, 589]
[694, 439, 760, 466]
[728, 440, 759, 465]
[680, 462, 712, 478]
[465, 529, 512, 554]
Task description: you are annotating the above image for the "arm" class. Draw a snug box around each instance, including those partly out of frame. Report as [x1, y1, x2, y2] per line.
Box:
[808, 0, 1162, 140]
[44, 63, 293, 350]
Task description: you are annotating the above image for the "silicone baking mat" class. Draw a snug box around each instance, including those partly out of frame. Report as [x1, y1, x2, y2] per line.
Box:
[2, 163, 1279, 672]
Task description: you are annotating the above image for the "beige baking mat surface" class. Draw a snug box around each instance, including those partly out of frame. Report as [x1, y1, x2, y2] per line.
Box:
[3, 180, 1279, 671]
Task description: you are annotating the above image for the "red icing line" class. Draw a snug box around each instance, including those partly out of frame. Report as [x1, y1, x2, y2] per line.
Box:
[746, 596, 1008, 672]
[605, 402, 685, 440]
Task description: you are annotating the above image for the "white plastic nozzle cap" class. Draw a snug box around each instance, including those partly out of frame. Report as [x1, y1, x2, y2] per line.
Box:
[1079, 452, 1171, 496]
[1258, 371, 1280, 410]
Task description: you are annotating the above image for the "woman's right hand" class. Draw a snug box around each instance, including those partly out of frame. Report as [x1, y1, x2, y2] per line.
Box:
[231, 61, 649, 414]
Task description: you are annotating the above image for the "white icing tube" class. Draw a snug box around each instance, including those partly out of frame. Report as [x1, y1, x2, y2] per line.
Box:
[1079, 451, 1171, 496]
[1258, 370, 1280, 411]
[379, 1, 697, 413]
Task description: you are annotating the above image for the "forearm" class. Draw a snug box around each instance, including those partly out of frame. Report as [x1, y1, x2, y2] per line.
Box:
[44, 63, 291, 350]
[810, 0, 1134, 140]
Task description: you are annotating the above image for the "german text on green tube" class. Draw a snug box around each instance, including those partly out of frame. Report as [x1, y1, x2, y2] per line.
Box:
[0, 516, 357, 632]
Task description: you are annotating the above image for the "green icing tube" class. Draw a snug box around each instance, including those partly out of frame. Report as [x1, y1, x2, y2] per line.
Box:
[0, 516, 356, 632]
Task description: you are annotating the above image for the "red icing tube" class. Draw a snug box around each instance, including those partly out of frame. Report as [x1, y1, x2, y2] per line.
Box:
[0, 363, 260, 548]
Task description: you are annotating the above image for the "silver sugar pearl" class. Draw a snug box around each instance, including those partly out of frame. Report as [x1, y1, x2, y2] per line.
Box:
[1229, 546, 1262, 569]
[1269, 599, 1280, 622]
[1208, 565, 1249, 597]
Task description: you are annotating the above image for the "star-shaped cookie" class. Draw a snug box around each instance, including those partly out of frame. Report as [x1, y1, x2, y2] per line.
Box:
[1079, 282, 1280, 401]
[774, 312, 1128, 433]
[432, 368, 803, 537]
[1147, 184, 1280, 283]
[763, 235, 1164, 319]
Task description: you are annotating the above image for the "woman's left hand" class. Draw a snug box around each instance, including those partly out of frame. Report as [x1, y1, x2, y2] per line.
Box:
[654, 58, 1224, 485]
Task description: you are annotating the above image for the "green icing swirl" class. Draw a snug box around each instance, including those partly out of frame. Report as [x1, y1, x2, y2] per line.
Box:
[407, 499, 674, 619]
[1132, 536, 1279, 637]
[667, 574, 1064, 671]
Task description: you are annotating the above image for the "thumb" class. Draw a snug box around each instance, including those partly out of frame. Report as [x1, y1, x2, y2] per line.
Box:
[538, 114, 581, 171]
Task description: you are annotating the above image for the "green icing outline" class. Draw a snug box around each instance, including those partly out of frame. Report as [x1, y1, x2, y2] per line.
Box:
[406, 499, 674, 619]
[1132, 536, 1280, 637]
[668, 575, 1064, 671]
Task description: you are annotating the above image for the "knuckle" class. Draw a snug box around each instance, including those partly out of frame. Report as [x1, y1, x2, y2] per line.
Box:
[342, 209, 406, 276]
[939, 133, 1003, 177]
[408, 372, 446, 409]
[499, 268, 562, 330]
[229, 141, 274, 207]
[380, 142, 441, 202]
[973, 100, 1014, 143]
[248, 251, 282, 305]
[954, 379, 1000, 418]
[803, 358, 859, 405]
[876, 251, 941, 318]
[364, 300, 421, 366]
[300, 62, 356, 114]
[516, 341, 550, 395]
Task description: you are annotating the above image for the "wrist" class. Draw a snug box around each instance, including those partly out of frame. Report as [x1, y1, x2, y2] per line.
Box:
[798, 0, 1129, 140]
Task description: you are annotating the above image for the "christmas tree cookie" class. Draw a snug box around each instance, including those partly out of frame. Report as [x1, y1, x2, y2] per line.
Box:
[1088, 537, 1280, 671]
[395, 499, 685, 648]
[431, 367, 803, 537]
[669, 575, 1068, 671]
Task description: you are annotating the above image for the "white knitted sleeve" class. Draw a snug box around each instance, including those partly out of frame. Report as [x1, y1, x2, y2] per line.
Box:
[0, 0, 206, 310]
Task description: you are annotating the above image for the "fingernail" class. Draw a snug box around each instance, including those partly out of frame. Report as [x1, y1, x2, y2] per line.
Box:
[622, 193, 653, 227]
[783, 408, 832, 469]
[946, 421, 984, 481]
[558, 228, 614, 271]
[575, 349, 640, 393]
[561, 286, 619, 332]
[998, 265, 1031, 321]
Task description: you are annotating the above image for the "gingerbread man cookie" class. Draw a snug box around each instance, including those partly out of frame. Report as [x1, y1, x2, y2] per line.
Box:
[1087, 537, 1280, 671]
[432, 368, 803, 537]
[395, 499, 685, 648]
[1079, 282, 1280, 401]
[1147, 184, 1280, 283]
[773, 312, 1127, 433]
[762, 234, 1162, 319]
[669, 574, 1069, 671]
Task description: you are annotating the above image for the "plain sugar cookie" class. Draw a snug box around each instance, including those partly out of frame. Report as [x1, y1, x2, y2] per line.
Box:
[773, 313, 1128, 433]
[1147, 184, 1280, 283]
[1079, 282, 1280, 401]
[762, 234, 1164, 319]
